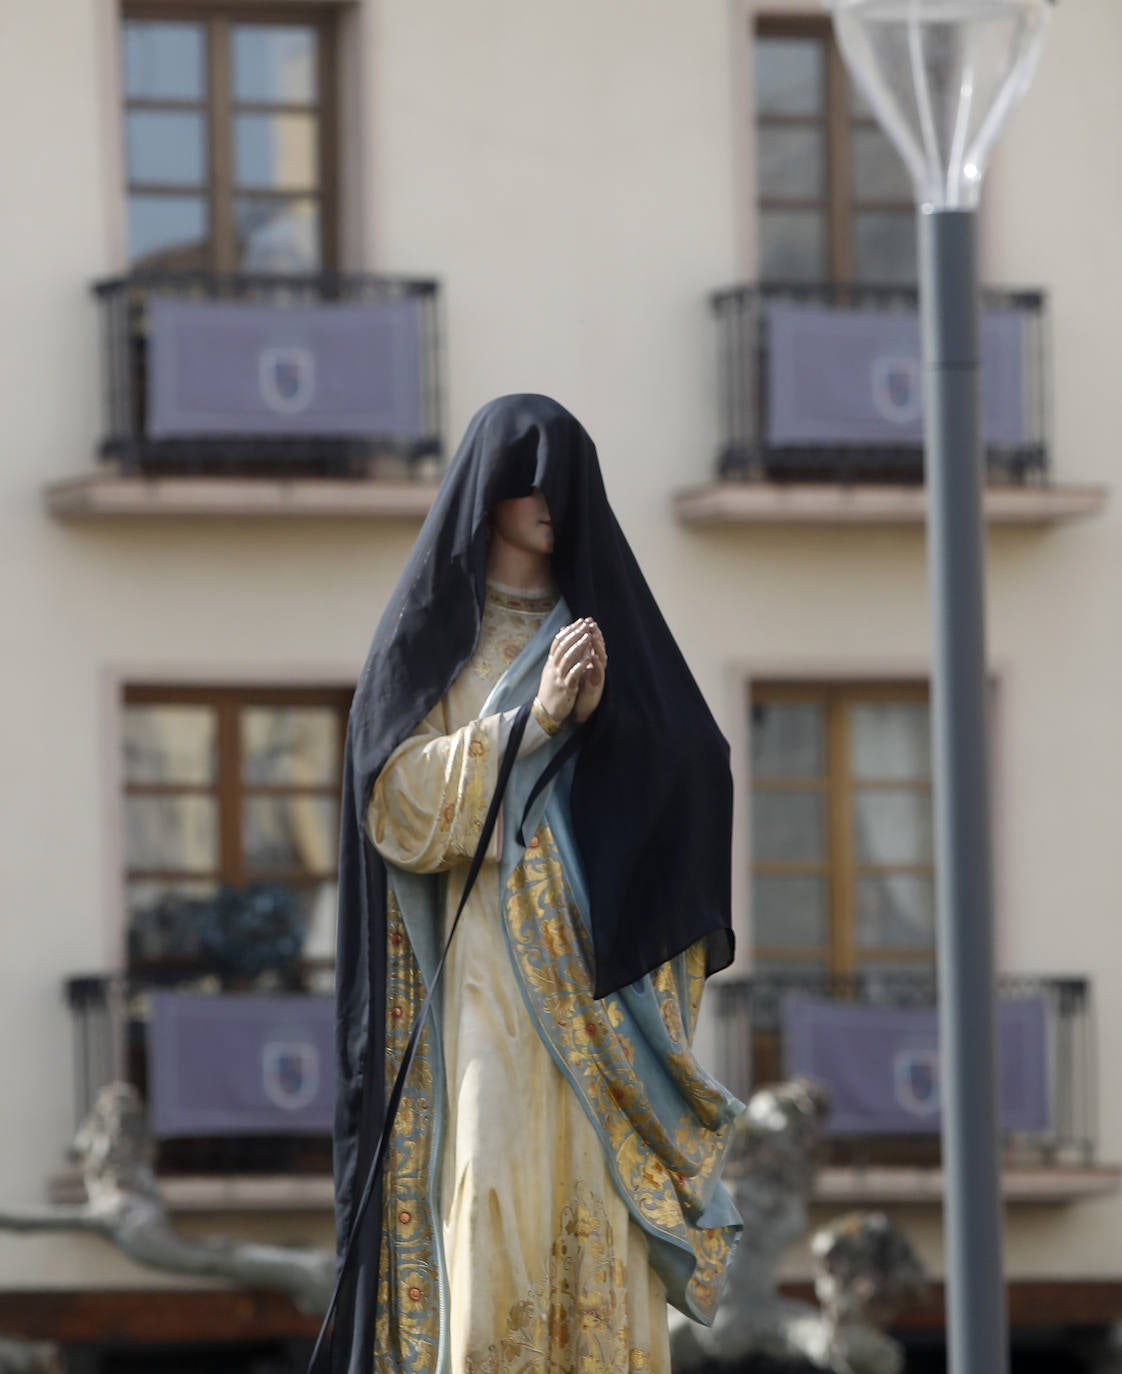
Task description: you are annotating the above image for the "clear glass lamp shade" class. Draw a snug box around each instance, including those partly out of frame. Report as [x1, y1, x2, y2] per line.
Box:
[830, 0, 1052, 209]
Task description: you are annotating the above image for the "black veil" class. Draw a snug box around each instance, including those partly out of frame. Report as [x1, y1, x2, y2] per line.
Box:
[331, 394, 734, 1371]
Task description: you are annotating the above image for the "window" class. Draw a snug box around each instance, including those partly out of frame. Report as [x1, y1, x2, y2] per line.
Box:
[123, 685, 351, 969]
[750, 683, 934, 975]
[754, 19, 916, 284]
[122, 10, 337, 272]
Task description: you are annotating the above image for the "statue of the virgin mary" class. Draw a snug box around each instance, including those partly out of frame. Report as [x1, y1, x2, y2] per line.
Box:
[330, 394, 743, 1374]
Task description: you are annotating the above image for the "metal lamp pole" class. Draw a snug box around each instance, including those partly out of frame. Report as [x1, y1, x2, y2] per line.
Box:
[921, 194, 1005, 1374]
[828, 4, 1052, 1371]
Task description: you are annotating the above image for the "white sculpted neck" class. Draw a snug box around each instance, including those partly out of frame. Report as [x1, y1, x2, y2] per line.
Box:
[485, 531, 553, 594]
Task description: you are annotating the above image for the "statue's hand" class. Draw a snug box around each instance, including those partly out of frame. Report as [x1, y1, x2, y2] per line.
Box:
[572, 621, 606, 725]
[536, 621, 594, 724]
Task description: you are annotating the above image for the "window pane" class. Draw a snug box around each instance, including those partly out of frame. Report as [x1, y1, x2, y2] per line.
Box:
[303, 879, 340, 965]
[235, 197, 320, 271]
[242, 708, 339, 786]
[128, 194, 209, 269]
[126, 795, 218, 873]
[124, 20, 205, 101]
[856, 874, 935, 949]
[233, 24, 318, 104]
[126, 111, 207, 188]
[234, 113, 319, 191]
[124, 706, 216, 785]
[753, 790, 825, 863]
[127, 879, 218, 963]
[854, 212, 917, 284]
[853, 789, 933, 865]
[851, 703, 930, 781]
[852, 126, 913, 202]
[758, 125, 824, 200]
[755, 38, 823, 116]
[243, 796, 338, 874]
[759, 209, 825, 282]
[753, 875, 826, 948]
[751, 702, 824, 778]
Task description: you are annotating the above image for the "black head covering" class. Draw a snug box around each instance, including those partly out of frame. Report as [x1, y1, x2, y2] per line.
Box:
[330, 393, 733, 1371]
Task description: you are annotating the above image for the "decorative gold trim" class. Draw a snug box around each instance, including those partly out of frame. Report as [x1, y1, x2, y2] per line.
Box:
[486, 581, 560, 613]
[373, 894, 440, 1374]
[531, 696, 563, 737]
[503, 828, 739, 1322]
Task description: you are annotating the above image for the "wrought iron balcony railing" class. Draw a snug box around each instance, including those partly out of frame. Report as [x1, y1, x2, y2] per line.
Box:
[67, 961, 336, 1177]
[93, 272, 443, 477]
[711, 972, 1094, 1168]
[67, 965, 1093, 1177]
[713, 281, 1048, 485]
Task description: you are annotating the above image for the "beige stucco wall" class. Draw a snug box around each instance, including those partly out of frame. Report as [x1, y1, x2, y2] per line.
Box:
[0, 0, 1119, 1294]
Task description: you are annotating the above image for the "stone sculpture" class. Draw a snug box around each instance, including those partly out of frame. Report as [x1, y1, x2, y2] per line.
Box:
[669, 1078, 926, 1374]
[0, 1084, 331, 1314]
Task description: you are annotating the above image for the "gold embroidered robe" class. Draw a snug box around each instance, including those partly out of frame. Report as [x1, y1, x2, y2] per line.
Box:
[366, 582, 732, 1374]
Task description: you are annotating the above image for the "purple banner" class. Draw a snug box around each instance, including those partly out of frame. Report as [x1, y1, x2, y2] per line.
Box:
[765, 302, 1028, 448]
[147, 296, 425, 440]
[147, 992, 334, 1138]
[782, 994, 1050, 1136]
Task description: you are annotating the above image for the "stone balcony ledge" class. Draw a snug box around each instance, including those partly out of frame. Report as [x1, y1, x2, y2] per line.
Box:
[674, 480, 1109, 527]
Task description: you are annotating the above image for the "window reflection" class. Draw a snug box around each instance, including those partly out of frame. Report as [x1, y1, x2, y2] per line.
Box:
[755, 38, 823, 116]
[124, 20, 206, 101]
[241, 708, 338, 786]
[759, 209, 825, 282]
[243, 796, 338, 875]
[234, 113, 319, 192]
[235, 197, 320, 270]
[125, 795, 218, 873]
[233, 24, 318, 104]
[753, 875, 827, 948]
[126, 111, 208, 188]
[127, 196, 210, 271]
[854, 212, 917, 285]
[124, 706, 216, 785]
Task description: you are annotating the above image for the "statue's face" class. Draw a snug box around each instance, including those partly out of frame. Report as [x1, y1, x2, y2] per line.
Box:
[491, 488, 554, 557]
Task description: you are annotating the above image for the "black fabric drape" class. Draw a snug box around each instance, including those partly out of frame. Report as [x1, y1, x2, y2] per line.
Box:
[330, 394, 734, 1371]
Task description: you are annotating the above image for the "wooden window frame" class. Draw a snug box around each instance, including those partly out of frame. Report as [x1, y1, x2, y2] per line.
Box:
[122, 4, 341, 271]
[750, 680, 935, 975]
[123, 683, 351, 946]
[755, 15, 915, 283]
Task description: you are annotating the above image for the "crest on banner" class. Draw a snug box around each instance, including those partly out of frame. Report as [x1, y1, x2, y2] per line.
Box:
[262, 1032, 320, 1112]
[893, 1047, 941, 1117]
[259, 345, 316, 415]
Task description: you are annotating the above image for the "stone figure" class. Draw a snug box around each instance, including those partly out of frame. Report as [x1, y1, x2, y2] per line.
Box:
[670, 1079, 926, 1374]
[812, 1211, 928, 1338]
[0, 1083, 332, 1313]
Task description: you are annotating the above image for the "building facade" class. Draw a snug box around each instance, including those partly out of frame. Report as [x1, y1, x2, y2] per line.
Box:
[1, 0, 1120, 1366]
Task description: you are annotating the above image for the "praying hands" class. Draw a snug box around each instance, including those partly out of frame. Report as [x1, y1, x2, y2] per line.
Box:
[535, 619, 608, 727]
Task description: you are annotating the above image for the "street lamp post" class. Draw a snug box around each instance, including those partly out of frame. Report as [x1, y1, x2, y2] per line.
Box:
[827, 3, 1052, 1372]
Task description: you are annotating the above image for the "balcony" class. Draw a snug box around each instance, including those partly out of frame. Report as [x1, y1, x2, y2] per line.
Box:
[674, 282, 1107, 528]
[59, 964, 1119, 1211]
[60, 962, 337, 1207]
[711, 971, 1120, 1205]
[46, 272, 445, 522]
